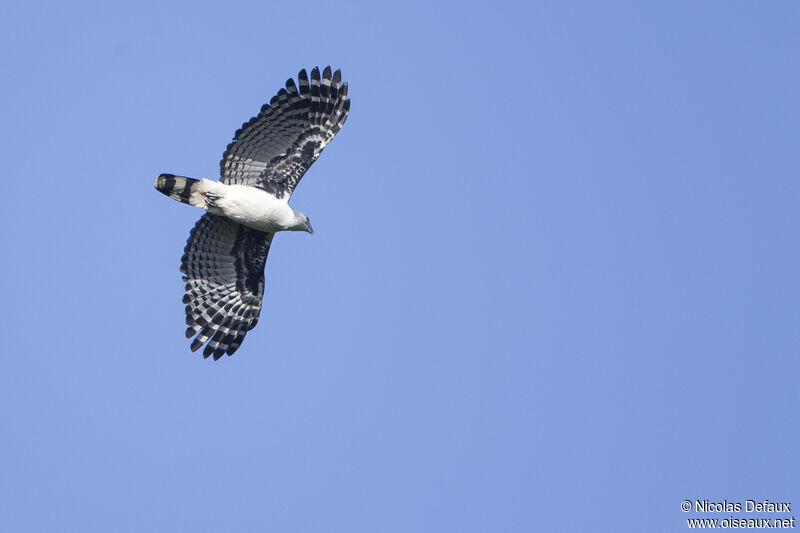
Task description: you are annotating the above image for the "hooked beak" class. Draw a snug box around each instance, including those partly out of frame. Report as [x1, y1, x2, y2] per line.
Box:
[306, 223, 314, 235]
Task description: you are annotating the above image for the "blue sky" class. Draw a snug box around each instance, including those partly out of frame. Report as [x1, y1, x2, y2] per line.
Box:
[1, 1, 798, 531]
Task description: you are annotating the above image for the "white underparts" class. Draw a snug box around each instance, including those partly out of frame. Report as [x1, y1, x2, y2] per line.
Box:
[196, 179, 303, 233]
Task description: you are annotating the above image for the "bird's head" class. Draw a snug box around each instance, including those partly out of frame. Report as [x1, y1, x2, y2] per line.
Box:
[292, 211, 314, 234]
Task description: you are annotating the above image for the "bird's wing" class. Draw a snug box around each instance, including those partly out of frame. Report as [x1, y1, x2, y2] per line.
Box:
[181, 213, 273, 359]
[219, 66, 350, 200]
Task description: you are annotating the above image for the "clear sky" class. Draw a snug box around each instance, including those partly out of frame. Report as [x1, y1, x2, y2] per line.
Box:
[1, 1, 798, 531]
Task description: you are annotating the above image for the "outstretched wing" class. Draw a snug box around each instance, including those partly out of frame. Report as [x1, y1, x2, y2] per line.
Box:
[181, 213, 273, 359]
[219, 66, 350, 200]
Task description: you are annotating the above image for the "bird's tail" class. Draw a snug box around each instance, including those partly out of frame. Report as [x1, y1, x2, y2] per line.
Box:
[154, 174, 208, 207]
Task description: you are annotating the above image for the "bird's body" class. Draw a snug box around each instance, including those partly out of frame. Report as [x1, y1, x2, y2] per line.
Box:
[155, 175, 310, 233]
[155, 66, 349, 360]
[209, 182, 307, 233]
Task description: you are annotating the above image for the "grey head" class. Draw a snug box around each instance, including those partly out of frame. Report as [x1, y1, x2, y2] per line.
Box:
[291, 210, 313, 234]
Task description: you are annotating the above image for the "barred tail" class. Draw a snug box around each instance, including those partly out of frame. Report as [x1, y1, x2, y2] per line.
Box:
[154, 174, 205, 207]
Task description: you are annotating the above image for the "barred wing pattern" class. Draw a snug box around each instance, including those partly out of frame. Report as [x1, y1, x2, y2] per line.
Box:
[182, 214, 273, 360]
[219, 66, 350, 199]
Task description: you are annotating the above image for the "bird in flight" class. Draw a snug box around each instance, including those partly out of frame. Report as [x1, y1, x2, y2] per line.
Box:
[155, 66, 350, 360]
